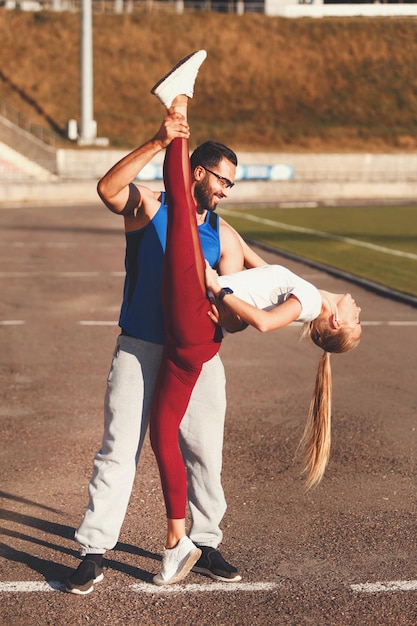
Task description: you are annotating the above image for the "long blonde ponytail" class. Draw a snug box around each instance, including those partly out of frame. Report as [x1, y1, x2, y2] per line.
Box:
[299, 351, 332, 490]
[300, 318, 360, 489]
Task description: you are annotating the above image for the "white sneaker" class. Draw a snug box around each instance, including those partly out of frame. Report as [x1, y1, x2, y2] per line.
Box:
[153, 536, 202, 586]
[151, 50, 207, 109]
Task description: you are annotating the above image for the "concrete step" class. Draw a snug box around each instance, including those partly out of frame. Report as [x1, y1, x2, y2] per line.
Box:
[0, 142, 57, 182]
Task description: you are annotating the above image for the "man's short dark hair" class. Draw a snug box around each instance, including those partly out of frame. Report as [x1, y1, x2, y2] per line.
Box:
[190, 141, 238, 171]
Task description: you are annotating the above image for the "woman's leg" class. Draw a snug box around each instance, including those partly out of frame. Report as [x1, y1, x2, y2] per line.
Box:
[162, 134, 220, 353]
[149, 119, 220, 540]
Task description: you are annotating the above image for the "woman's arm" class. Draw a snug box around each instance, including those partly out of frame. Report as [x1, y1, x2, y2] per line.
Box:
[209, 299, 248, 333]
[215, 293, 301, 333]
[205, 263, 302, 333]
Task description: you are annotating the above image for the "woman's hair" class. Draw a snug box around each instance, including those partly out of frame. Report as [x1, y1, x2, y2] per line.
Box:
[307, 316, 360, 354]
[299, 319, 360, 490]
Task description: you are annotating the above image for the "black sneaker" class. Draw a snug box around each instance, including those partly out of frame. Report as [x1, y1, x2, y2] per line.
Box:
[66, 559, 104, 595]
[192, 546, 242, 582]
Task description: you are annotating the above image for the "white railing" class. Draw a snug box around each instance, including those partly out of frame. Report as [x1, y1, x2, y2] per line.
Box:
[0, 99, 57, 147]
[3, 0, 255, 12]
[4, 0, 417, 15]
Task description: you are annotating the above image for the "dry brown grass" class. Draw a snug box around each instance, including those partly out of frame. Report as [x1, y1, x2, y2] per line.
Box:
[2, 10, 417, 151]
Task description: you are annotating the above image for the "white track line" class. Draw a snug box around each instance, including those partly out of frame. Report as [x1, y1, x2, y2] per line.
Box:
[0, 581, 280, 594]
[2, 580, 417, 595]
[2, 321, 416, 328]
[0, 272, 100, 278]
[220, 209, 417, 261]
[0, 272, 36, 278]
[0, 272, 123, 278]
[291, 321, 417, 327]
[131, 581, 280, 594]
[4, 243, 116, 249]
[351, 580, 417, 593]
[0, 581, 65, 592]
[361, 321, 417, 326]
[79, 321, 118, 326]
[77, 321, 417, 328]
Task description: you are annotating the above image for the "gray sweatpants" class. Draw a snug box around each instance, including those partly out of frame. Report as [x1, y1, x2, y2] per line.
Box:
[75, 333, 227, 554]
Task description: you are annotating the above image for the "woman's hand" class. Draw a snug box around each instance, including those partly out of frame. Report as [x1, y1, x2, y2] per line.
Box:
[208, 297, 248, 333]
[204, 260, 221, 295]
[208, 299, 220, 325]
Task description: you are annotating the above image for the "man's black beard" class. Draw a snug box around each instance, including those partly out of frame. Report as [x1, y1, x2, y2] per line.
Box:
[194, 178, 216, 213]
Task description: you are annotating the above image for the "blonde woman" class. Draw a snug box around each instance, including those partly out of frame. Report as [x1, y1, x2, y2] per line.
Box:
[205, 264, 361, 490]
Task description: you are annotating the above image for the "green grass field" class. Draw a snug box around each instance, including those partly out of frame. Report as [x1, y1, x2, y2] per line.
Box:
[218, 204, 417, 299]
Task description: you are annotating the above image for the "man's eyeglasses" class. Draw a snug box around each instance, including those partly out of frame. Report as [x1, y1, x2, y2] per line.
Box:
[201, 166, 235, 189]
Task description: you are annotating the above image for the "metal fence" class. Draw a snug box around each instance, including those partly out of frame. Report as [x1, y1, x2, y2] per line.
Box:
[0, 99, 57, 148]
[3, 0, 264, 13]
[4, 0, 417, 14]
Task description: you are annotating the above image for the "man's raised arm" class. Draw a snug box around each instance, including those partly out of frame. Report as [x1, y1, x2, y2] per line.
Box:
[97, 113, 190, 216]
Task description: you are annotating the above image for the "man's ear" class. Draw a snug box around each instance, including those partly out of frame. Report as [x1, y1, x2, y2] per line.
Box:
[193, 165, 205, 182]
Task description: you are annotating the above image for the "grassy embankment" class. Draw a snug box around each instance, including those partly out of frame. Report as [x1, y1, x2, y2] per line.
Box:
[2, 10, 417, 152]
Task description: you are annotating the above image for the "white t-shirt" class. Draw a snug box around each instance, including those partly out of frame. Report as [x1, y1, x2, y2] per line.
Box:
[218, 265, 322, 323]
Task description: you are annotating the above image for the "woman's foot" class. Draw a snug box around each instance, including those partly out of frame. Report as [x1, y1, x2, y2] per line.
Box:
[153, 536, 202, 586]
[151, 50, 207, 109]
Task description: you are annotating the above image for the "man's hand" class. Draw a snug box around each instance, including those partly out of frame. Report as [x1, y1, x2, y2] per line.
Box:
[153, 113, 190, 149]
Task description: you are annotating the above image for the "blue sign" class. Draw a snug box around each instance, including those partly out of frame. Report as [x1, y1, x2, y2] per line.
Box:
[136, 162, 294, 181]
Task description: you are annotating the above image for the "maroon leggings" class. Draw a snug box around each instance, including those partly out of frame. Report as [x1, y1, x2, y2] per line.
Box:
[149, 137, 221, 520]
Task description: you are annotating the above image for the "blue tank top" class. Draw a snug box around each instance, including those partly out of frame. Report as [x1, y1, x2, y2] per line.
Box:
[119, 192, 221, 344]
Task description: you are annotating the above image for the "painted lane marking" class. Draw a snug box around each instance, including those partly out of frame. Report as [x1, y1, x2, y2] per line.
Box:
[0, 272, 37, 278]
[351, 580, 417, 593]
[220, 209, 417, 261]
[0, 272, 122, 278]
[1, 320, 415, 328]
[7, 243, 77, 248]
[3, 580, 417, 595]
[56, 272, 99, 277]
[0, 271, 102, 278]
[78, 321, 417, 328]
[291, 321, 417, 327]
[0, 581, 280, 594]
[4, 243, 116, 249]
[0, 581, 65, 592]
[361, 321, 417, 326]
[131, 581, 281, 594]
[79, 321, 118, 326]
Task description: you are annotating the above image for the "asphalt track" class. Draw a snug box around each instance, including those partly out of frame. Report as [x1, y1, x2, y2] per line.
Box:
[1, 201, 417, 626]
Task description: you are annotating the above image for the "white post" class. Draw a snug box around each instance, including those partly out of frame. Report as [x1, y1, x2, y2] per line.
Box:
[79, 0, 96, 145]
